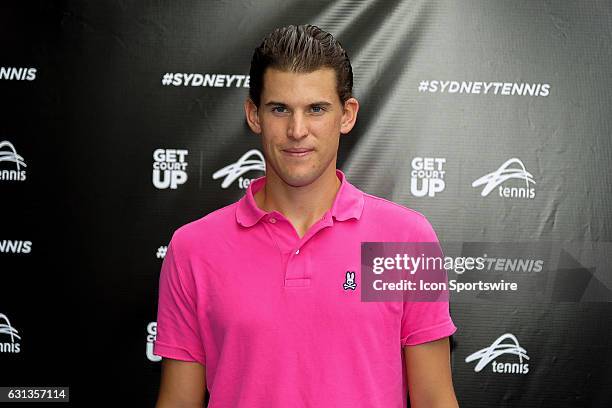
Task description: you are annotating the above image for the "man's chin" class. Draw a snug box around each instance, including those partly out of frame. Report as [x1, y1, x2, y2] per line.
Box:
[278, 169, 322, 188]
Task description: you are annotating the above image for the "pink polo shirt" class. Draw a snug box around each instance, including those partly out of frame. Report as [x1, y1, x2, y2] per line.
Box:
[154, 169, 456, 407]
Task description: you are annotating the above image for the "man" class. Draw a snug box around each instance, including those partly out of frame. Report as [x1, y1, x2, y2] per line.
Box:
[155, 25, 458, 407]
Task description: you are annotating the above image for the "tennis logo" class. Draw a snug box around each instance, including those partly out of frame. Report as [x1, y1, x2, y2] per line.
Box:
[472, 158, 535, 199]
[465, 333, 529, 374]
[0, 313, 21, 354]
[212, 149, 265, 189]
[0, 140, 27, 182]
[152, 148, 189, 190]
[146, 322, 161, 362]
[0, 240, 32, 254]
[410, 157, 446, 197]
[0, 67, 37, 81]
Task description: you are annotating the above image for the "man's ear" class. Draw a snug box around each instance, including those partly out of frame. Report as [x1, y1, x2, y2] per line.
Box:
[244, 98, 262, 134]
[340, 97, 359, 135]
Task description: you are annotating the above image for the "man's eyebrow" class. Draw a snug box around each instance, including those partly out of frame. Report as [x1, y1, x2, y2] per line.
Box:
[309, 101, 332, 107]
[264, 101, 287, 107]
[263, 101, 333, 107]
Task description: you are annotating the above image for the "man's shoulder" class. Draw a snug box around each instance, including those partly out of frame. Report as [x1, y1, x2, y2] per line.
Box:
[361, 191, 429, 223]
[359, 191, 438, 240]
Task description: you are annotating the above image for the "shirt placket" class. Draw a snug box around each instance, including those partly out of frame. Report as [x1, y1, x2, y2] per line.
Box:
[263, 211, 334, 288]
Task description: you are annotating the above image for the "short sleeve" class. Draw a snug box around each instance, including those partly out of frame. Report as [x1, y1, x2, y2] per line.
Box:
[400, 215, 457, 346]
[400, 300, 456, 346]
[153, 235, 206, 365]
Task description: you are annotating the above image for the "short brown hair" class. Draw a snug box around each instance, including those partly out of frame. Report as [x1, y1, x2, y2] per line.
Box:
[248, 24, 353, 107]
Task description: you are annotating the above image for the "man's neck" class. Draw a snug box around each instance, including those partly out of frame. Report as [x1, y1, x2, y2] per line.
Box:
[254, 166, 341, 238]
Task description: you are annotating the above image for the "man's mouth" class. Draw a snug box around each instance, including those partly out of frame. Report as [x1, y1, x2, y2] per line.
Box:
[282, 148, 314, 157]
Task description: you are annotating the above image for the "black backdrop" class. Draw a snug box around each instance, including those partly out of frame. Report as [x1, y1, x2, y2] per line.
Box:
[2, 1, 612, 406]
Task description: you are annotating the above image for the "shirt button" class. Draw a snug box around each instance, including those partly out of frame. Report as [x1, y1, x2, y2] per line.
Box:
[295, 249, 300, 255]
[269, 217, 277, 224]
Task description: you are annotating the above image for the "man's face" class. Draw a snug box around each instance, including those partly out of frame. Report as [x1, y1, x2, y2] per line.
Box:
[245, 67, 358, 188]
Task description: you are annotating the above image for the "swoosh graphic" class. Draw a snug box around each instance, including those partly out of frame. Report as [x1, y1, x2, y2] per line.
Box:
[472, 158, 535, 196]
[465, 333, 529, 372]
[212, 149, 265, 188]
[0, 141, 27, 170]
[0, 313, 21, 343]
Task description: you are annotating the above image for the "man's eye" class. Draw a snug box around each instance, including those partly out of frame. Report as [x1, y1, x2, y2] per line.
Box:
[272, 106, 287, 113]
[311, 106, 324, 113]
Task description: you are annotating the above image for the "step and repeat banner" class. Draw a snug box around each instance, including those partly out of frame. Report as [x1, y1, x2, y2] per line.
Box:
[2, 0, 611, 406]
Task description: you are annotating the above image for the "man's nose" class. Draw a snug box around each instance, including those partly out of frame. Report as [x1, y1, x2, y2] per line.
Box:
[287, 112, 309, 139]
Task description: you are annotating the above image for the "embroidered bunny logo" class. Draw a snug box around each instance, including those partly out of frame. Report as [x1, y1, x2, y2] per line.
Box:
[343, 271, 356, 290]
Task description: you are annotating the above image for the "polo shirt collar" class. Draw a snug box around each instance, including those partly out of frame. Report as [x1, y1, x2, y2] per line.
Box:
[236, 169, 364, 228]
